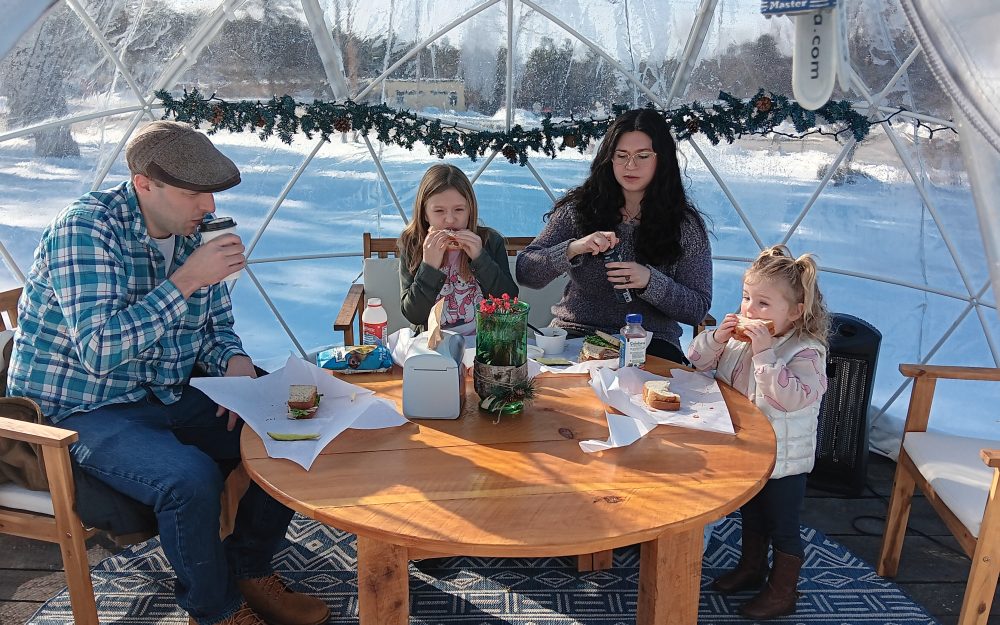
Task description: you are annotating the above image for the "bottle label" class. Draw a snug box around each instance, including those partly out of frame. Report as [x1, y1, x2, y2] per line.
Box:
[362, 321, 387, 345]
[620, 335, 647, 368]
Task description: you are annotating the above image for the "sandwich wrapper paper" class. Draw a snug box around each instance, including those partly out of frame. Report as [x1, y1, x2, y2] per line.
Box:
[191, 355, 407, 470]
[579, 366, 734, 453]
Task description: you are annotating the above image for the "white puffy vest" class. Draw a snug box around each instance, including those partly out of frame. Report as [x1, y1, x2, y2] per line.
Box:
[714, 334, 827, 480]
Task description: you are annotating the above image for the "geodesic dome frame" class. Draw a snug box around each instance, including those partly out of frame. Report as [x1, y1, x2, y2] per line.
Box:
[0, 0, 997, 455]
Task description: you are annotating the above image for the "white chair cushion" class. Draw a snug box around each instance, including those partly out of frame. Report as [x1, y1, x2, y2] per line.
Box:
[362, 257, 407, 335]
[0, 328, 14, 374]
[903, 431, 1000, 538]
[0, 482, 54, 516]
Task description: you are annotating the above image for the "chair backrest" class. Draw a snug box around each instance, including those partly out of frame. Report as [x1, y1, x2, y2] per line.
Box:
[0, 287, 21, 332]
[359, 235, 566, 332]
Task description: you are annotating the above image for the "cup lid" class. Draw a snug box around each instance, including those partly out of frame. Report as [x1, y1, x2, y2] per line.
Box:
[199, 216, 236, 232]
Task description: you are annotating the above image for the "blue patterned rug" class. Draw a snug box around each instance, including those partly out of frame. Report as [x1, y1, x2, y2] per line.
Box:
[29, 514, 937, 624]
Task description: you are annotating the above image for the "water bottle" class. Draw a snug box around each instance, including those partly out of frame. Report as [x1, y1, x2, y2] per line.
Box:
[361, 298, 388, 346]
[619, 313, 648, 369]
[601, 245, 633, 303]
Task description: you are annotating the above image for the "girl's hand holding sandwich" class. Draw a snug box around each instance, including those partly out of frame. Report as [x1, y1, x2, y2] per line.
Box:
[714, 313, 740, 344]
[423, 228, 453, 268]
[448, 228, 483, 260]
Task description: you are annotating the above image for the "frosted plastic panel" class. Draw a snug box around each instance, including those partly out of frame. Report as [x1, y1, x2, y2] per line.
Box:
[173, 1, 333, 99]
[0, 4, 143, 137]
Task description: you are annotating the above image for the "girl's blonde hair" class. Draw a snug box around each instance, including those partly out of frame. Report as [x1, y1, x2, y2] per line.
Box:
[398, 164, 484, 281]
[745, 245, 830, 346]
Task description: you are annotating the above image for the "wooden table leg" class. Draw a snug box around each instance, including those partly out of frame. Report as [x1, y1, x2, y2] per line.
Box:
[356, 535, 409, 625]
[637, 525, 703, 625]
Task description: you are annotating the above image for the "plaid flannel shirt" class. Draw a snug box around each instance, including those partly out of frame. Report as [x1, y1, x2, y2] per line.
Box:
[7, 182, 248, 422]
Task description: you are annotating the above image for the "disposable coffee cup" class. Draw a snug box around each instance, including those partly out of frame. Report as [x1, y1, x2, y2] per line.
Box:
[199, 217, 243, 283]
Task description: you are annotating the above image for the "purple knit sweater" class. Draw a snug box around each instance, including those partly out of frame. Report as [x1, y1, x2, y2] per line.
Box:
[515, 207, 713, 349]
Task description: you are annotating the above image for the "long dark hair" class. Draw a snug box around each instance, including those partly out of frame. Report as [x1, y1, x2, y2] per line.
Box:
[549, 108, 701, 266]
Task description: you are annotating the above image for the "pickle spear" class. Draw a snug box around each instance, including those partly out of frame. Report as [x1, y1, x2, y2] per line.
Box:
[267, 432, 320, 441]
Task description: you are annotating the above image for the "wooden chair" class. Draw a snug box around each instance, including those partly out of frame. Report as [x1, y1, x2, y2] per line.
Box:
[877, 364, 1000, 625]
[0, 287, 99, 624]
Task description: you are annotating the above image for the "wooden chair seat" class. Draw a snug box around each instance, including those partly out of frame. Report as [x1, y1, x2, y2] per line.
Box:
[877, 364, 1000, 625]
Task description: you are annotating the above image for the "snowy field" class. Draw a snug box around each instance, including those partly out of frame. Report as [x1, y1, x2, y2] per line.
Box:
[0, 122, 996, 453]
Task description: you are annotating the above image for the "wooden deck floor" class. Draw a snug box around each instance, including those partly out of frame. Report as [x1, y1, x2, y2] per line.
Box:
[1, 452, 997, 625]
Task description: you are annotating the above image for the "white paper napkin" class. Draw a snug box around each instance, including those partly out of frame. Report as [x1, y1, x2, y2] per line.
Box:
[191, 355, 407, 470]
[579, 367, 735, 453]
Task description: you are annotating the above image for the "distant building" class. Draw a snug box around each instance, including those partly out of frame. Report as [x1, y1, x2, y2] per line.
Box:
[383, 78, 465, 111]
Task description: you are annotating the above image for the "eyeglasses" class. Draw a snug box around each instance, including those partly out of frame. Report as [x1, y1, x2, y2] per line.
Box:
[611, 150, 656, 167]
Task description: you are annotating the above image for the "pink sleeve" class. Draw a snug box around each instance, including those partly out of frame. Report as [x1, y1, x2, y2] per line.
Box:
[687, 329, 727, 371]
[752, 347, 827, 412]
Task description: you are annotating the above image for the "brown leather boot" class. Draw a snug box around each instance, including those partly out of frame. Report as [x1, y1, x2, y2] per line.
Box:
[739, 550, 803, 620]
[188, 603, 267, 625]
[238, 574, 330, 625]
[712, 529, 769, 593]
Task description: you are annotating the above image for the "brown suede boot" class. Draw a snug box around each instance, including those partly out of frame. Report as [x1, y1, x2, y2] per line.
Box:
[238, 574, 330, 625]
[188, 603, 267, 625]
[712, 529, 769, 594]
[739, 550, 803, 620]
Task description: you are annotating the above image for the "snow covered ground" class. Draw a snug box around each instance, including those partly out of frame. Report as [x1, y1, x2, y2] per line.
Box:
[0, 122, 996, 455]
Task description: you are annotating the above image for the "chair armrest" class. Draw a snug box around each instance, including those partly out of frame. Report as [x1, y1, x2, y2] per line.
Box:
[0, 416, 78, 447]
[983, 449, 1000, 469]
[334, 283, 365, 345]
[899, 364, 1000, 381]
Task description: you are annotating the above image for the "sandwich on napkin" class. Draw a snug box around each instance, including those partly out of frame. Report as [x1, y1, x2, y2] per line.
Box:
[579, 331, 621, 361]
[642, 380, 681, 411]
[287, 384, 321, 419]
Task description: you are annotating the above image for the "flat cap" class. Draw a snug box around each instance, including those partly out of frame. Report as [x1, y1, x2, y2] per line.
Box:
[126, 121, 241, 193]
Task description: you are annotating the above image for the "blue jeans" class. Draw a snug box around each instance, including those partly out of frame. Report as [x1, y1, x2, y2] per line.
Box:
[61, 386, 295, 625]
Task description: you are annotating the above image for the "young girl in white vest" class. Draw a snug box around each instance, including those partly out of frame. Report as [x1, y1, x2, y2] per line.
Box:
[688, 245, 829, 619]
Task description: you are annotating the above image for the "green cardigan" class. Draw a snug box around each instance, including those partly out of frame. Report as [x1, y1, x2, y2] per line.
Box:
[399, 226, 518, 332]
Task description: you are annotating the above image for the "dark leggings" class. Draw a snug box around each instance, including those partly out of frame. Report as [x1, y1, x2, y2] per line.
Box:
[740, 473, 808, 558]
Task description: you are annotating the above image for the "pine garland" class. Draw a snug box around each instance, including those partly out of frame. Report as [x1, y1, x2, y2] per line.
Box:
[155, 88, 916, 166]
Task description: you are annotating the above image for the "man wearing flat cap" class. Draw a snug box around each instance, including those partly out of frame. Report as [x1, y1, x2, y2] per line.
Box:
[7, 121, 329, 625]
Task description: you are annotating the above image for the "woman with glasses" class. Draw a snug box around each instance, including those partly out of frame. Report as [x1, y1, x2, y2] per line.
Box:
[516, 108, 712, 363]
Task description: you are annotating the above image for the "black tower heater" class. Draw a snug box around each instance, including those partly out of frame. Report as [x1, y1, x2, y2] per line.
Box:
[808, 313, 882, 496]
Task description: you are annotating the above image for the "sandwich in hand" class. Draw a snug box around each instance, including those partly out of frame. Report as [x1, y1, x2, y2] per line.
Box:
[431, 226, 462, 248]
[642, 380, 681, 411]
[733, 316, 775, 342]
[580, 331, 621, 361]
[287, 384, 321, 419]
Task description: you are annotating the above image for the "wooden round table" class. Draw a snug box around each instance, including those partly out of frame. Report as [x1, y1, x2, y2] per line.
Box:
[241, 357, 775, 625]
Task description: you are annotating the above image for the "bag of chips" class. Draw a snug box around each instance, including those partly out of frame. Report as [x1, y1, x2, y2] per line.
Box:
[316, 344, 393, 373]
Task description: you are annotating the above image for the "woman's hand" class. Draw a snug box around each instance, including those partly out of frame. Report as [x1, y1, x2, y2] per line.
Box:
[450, 229, 483, 260]
[714, 313, 739, 344]
[423, 229, 452, 268]
[567, 231, 619, 259]
[605, 261, 650, 290]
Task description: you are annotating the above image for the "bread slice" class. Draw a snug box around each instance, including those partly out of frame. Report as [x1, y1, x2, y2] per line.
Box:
[287, 384, 320, 419]
[733, 317, 776, 342]
[643, 380, 680, 411]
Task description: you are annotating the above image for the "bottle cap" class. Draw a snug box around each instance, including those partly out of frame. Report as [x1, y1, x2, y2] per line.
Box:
[367, 298, 382, 307]
[198, 216, 236, 232]
[626, 313, 643, 324]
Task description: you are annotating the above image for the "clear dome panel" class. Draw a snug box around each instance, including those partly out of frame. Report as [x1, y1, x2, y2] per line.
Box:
[527, 0, 691, 106]
[686, 2, 795, 102]
[0, 4, 143, 139]
[172, 0, 333, 99]
[474, 158, 561, 238]
[75, 0, 205, 97]
[348, 0, 501, 107]
[232, 256, 362, 362]
[0, 112, 142, 287]
[785, 124, 967, 293]
[842, 0, 917, 106]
